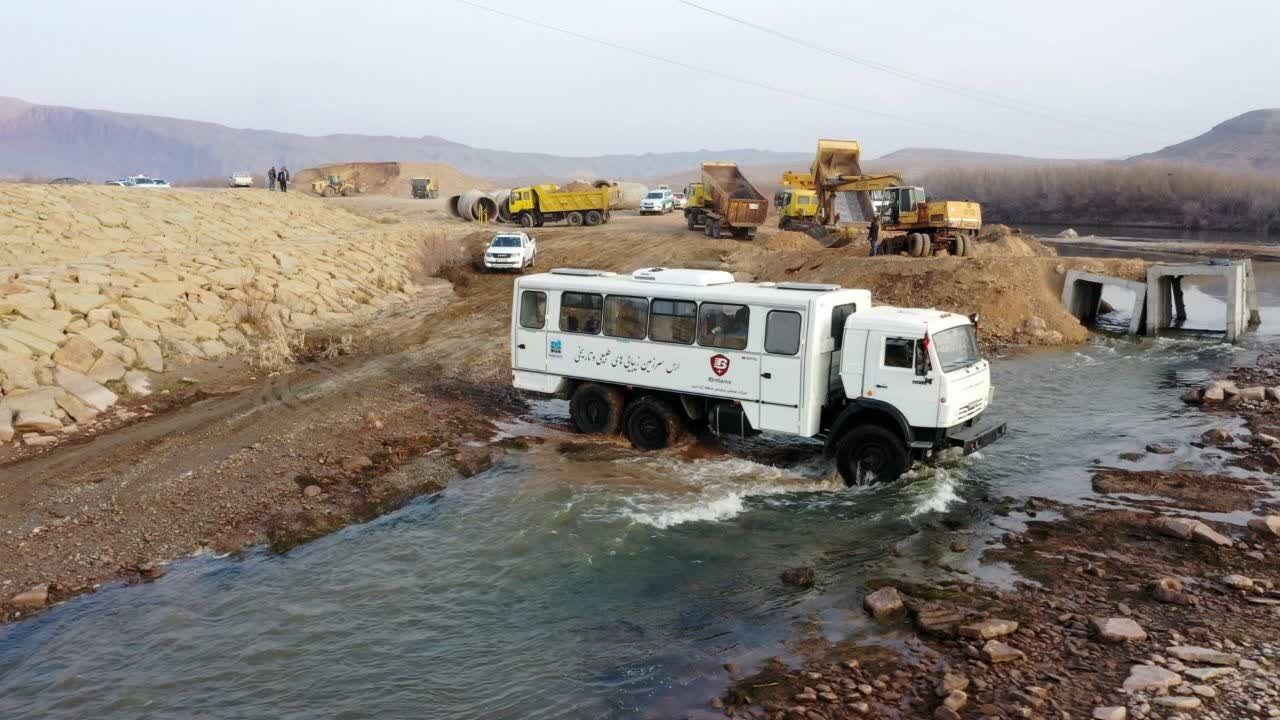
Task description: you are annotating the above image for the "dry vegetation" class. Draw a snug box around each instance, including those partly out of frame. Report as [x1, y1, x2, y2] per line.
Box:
[918, 161, 1280, 232]
[410, 228, 477, 288]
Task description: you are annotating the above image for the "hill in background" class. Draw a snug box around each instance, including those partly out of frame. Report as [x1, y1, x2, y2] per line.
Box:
[0, 97, 809, 182]
[1130, 109, 1280, 175]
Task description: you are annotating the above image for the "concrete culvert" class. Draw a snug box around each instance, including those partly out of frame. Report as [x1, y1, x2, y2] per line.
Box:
[614, 182, 648, 210]
[493, 189, 513, 222]
[457, 191, 499, 222]
[447, 194, 463, 219]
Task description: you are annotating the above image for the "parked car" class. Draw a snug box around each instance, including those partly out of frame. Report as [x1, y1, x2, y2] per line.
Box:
[131, 176, 170, 188]
[639, 189, 674, 215]
[483, 232, 538, 272]
[49, 177, 88, 186]
[672, 192, 688, 209]
[105, 178, 135, 187]
[229, 172, 254, 188]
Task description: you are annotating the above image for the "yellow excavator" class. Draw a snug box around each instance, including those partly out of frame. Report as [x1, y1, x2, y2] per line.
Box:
[778, 139, 982, 256]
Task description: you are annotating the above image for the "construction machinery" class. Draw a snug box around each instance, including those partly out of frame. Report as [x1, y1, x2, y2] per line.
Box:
[507, 184, 618, 227]
[683, 162, 768, 240]
[411, 177, 438, 199]
[783, 139, 982, 256]
[311, 174, 355, 198]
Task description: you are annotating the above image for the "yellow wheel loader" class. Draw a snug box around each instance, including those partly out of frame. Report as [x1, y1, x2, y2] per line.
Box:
[312, 174, 356, 198]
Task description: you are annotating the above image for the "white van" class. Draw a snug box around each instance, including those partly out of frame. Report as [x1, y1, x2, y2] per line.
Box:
[511, 267, 1004, 485]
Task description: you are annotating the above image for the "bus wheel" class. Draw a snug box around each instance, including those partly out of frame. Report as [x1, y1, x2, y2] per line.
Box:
[834, 426, 907, 486]
[624, 396, 683, 450]
[570, 383, 625, 434]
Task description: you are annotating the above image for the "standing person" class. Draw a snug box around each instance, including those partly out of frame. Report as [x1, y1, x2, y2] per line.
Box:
[268, 166, 277, 191]
[278, 165, 289, 193]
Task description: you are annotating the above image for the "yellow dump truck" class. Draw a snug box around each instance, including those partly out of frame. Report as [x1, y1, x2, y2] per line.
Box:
[507, 184, 617, 228]
[683, 162, 768, 240]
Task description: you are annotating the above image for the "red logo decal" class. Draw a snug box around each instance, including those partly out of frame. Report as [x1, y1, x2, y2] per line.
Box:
[710, 354, 730, 377]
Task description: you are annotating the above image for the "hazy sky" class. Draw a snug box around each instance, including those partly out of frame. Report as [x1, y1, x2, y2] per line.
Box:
[5, 0, 1279, 159]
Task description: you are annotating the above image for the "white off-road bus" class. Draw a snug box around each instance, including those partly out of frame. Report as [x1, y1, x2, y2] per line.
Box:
[510, 267, 1005, 485]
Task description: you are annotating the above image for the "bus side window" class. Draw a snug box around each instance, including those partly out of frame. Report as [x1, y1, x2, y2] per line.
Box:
[698, 302, 749, 350]
[519, 290, 546, 329]
[560, 292, 603, 334]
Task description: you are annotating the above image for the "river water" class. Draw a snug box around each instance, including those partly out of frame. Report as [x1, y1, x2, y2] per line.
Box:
[1, 249, 1277, 720]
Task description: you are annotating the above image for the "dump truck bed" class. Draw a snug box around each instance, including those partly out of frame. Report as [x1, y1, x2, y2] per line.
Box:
[533, 185, 616, 213]
[701, 163, 768, 227]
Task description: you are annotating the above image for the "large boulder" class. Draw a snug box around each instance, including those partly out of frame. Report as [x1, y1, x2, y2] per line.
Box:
[14, 411, 62, 433]
[1121, 664, 1181, 693]
[959, 618, 1019, 640]
[0, 349, 37, 390]
[1090, 617, 1147, 643]
[1248, 515, 1280, 537]
[51, 335, 99, 373]
[54, 367, 118, 412]
[54, 290, 107, 314]
[863, 587, 904, 618]
[1166, 646, 1238, 666]
[981, 640, 1024, 664]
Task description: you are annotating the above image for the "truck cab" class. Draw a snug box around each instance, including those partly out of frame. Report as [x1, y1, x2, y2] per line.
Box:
[776, 188, 820, 229]
[510, 267, 1004, 486]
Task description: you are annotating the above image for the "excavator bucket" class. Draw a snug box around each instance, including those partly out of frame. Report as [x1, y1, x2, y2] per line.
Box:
[805, 225, 855, 249]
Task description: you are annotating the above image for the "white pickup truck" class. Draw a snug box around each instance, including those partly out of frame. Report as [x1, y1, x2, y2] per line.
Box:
[510, 267, 1004, 485]
[483, 232, 538, 272]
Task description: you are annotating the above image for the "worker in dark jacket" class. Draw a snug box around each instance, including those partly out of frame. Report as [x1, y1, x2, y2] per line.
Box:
[268, 166, 277, 191]
[278, 166, 289, 193]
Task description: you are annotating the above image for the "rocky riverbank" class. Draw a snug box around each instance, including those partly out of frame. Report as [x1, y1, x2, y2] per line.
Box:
[713, 355, 1280, 719]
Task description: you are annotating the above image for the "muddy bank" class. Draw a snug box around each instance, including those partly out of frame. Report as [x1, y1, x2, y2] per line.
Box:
[712, 354, 1280, 719]
[0, 346, 522, 622]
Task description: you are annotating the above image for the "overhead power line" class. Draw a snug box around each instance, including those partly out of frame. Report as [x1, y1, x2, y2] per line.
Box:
[675, 0, 1151, 142]
[451, 0, 1005, 143]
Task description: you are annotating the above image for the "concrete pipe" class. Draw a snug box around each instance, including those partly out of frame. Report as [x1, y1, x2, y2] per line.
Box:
[447, 194, 463, 219]
[457, 190, 499, 222]
[613, 182, 648, 211]
[493, 189, 513, 223]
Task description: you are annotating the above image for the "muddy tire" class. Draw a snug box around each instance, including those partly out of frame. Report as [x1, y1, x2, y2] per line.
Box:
[569, 383, 625, 435]
[834, 425, 908, 486]
[603, 211, 611, 223]
[567, 211, 584, 227]
[322, 186, 336, 198]
[518, 212, 536, 228]
[954, 234, 969, 257]
[687, 213, 698, 230]
[584, 210, 603, 226]
[908, 233, 925, 257]
[624, 396, 684, 450]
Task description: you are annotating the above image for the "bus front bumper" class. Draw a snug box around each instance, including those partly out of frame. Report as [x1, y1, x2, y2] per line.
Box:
[945, 419, 1007, 454]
